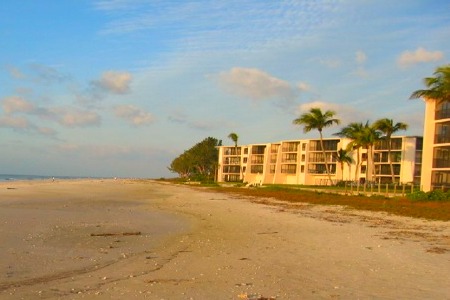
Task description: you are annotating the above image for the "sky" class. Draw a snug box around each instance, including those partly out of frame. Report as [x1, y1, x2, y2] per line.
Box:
[0, 0, 449, 178]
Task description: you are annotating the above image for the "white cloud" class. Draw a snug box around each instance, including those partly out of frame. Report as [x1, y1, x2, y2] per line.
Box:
[0, 115, 30, 129]
[114, 105, 154, 126]
[36, 127, 57, 136]
[355, 50, 367, 64]
[297, 81, 311, 92]
[2, 96, 35, 114]
[50, 108, 101, 127]
[397, 47, 443, 67]
[92, 71, 132, 94]
[6, 65, 25, 79]
[218, 67, 297, 102]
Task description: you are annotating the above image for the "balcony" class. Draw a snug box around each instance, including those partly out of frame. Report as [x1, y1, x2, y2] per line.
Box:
[434, 134, 450, 144]
[435, 108, 450, 120]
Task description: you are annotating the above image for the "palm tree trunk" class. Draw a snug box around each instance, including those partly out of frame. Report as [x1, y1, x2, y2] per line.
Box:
[388, 138, 395, 183]
[319, 131, 334, 185]
[355, 148, 360, 182]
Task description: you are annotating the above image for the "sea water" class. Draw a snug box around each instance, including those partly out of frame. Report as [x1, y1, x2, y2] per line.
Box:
[0, 174, 99, 182]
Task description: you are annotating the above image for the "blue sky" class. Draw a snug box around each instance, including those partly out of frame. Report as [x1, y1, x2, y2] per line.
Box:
[0, 0, 449, 178]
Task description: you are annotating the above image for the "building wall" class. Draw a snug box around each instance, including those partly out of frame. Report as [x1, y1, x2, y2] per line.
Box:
[421, 99, 435, 191]
[420, 99, 450, 191]
[218, 136, 422, 186]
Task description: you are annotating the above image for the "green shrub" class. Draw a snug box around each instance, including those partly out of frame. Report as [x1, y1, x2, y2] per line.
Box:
[407, 190, 450, 201]
[407, 191, 428, 201]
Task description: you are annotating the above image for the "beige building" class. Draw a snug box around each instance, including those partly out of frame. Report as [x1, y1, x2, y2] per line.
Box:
[217, 136, 422, 186]
[421, 99, 450, 191]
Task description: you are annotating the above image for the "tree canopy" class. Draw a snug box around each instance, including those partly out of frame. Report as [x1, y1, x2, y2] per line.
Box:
[410, 64, 450, 102]
[169, 137, 222, 181]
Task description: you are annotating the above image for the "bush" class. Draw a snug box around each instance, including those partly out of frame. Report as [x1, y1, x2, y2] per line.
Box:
[407, 190, 450, 201]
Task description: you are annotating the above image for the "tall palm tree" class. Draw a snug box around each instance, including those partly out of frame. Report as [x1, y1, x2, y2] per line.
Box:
[293, 108, 340, 185]
[334, 148, 354, 181]
[373, 118, 408, 183]
[227, 132, 240, 180]
[227, 132, 239, 154]
[410, 65, 450, 102]
[359, 122, 381, 182]
[334, 122, 365, 182]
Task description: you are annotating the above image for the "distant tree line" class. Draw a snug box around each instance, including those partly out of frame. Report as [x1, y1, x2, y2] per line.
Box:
[168, 137, 222, 181]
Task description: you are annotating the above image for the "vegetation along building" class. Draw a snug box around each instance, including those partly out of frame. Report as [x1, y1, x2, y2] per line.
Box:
[217, 136, 423, 186]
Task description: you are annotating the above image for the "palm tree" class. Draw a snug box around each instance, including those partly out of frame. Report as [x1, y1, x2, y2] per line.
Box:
[334, 122, 365, 182]
[359, 122, 381, 182]
[373, 118, 408, 183]
[410, 65, 450, 102]
[293, 108, 340, 185]
[228, 132, 239, 154]
[334, 148, 354, 181]
[227, 132, 241, 180]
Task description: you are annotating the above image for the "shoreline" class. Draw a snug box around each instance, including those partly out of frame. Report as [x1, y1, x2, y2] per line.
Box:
[0, 179, 449, 299]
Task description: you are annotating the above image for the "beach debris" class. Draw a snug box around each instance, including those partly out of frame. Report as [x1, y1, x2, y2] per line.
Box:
[237, 293, 276, 299]
[90, 231, 141, 237]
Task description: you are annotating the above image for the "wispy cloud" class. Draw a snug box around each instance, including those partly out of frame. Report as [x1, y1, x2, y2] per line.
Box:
[0, 115, 30, 129]
[2, 96, 35, 114]
[94, 1, 339, 53]
[114, 104, 154, 126]
[91, 71, 132, 94]
[167, 110, 220, 131]
[218, 67, 298, 105]
[397, 47, 444, 67]
[50, 107, 102, 127]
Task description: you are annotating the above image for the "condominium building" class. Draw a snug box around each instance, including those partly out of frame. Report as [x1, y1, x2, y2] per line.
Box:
[421, 99, 450, 191]
[217, 136, 422, 186]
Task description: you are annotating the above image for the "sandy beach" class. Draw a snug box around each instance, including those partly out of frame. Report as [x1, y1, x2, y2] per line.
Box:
[0, 179, 449, 299]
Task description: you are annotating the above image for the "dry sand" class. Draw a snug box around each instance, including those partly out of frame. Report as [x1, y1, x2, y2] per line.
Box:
[0, 179, 449, 299]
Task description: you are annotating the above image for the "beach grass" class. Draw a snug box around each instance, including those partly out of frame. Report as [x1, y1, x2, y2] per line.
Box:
[206, 185, 450, 221]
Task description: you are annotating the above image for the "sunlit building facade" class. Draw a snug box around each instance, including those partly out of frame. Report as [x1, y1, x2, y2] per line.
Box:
[217, 136, 422, 186]
[421, 99, 450, 191]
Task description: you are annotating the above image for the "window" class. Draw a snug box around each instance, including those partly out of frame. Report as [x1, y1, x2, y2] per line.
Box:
[270, 154, 278, 163]
[435, 101, 450, 120]
[269, 165, 276, 173]
[282, 153, 297, 163]
[224, 147, 241, 155]
[307, 164, 336, 174]
[301, 165, 305, 173]
[309, 140, 338, 151]
[282, 142, 299, 152]
[431, 170, 450, 190]
[251, 165, 264, 173]
[251, 145, 266, 154]
[223, 166, 241, 173]
[302, 143, 306, 151]
[270, 144, 280, 153]
[251, 155, 264, 164]
[435, 122, 450, 143]
[434, 146, 450, 168]
[301, 154, 305, 162]
[281, 164, 296, 174]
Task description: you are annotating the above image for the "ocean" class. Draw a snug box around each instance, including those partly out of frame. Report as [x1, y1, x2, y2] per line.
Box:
[0, 174, 96, 182]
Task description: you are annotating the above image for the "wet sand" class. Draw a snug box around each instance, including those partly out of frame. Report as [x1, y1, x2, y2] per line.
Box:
[0, 179, 449, 299]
